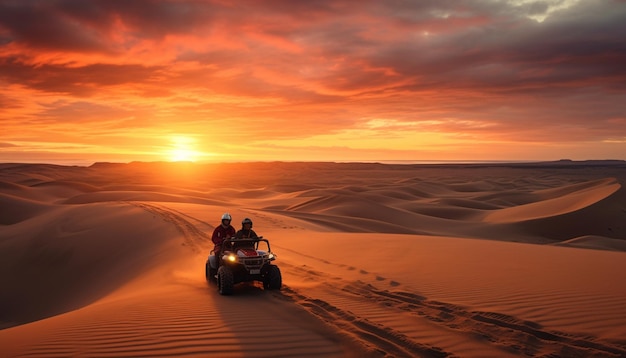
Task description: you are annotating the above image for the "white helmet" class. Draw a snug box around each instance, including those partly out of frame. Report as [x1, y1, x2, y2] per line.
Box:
[221, 213, 232, 221]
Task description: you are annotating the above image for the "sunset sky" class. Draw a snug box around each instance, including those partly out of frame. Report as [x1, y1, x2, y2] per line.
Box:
[1, 0, 625, 165]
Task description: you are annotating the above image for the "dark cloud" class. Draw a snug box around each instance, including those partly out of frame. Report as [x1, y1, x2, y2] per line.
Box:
[0, 0, 109, 52]
[0, 0, 222, 55]
[344, 1, 626, 95]
[0, 57, 163, 96]
[2, 0, 623, 95]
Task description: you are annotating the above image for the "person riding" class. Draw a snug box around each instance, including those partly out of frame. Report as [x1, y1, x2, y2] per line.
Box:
[235, 217, 258, 240]
[212, 213, 235, 268]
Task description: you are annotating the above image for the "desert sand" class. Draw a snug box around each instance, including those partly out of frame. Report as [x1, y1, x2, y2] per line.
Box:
[1, 161, 625, 357]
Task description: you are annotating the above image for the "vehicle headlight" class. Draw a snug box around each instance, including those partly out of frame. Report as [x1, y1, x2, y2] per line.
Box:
[268, 253, 276, 260]
[225, 254, 237, 262]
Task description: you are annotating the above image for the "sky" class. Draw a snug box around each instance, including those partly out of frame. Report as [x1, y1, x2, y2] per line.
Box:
[1, 0, 625, 165]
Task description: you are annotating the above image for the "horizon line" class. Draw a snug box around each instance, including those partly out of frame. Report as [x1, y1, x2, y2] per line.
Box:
[2, 158, 626, 168]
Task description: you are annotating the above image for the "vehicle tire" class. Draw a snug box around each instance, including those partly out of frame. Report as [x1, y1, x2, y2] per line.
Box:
[217, 266, 234, 295]
[264, 265, 282, 290]
[206, 262, 217, 284]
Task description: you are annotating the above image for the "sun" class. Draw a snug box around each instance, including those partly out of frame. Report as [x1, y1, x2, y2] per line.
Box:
[166, 136, 202, 162]
[169, 147, 198, 162]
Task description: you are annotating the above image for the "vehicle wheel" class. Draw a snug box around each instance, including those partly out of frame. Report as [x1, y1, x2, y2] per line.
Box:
[206, 262, 217, 284]
[264, 265, 282, 290]
[217, 266, 234, 295]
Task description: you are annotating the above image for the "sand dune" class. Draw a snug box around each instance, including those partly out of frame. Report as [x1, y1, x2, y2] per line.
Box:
[0, 202, 185, 329]
[1, 161, 626, 357]
[555, 235, 626, 251]
[63, 190, 227, 206]
[0, 193, 52, 225]
[483, 177, 620, 223]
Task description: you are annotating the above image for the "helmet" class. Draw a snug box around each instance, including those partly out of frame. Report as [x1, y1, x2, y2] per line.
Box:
[242, 217, 253, 227]
[221, 213, 232, 221]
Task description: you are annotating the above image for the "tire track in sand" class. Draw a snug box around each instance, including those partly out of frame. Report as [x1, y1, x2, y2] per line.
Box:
[275, 260, 626, 358]
[130, 202, 210, 253]
[274, 284, 452, 358]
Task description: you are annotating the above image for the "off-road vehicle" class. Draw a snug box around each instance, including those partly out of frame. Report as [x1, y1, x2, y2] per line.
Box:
[206, 237, 282, 295]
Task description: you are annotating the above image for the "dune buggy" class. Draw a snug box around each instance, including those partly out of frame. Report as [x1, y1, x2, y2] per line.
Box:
[205, 237, 282, 295]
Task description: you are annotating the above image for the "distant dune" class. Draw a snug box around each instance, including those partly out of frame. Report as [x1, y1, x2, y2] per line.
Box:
[1, 161, 625, 357]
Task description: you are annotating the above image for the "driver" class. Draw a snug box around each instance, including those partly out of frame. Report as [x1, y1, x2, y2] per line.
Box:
[235, 217, 258, 240]
[212, 213, 236, 267]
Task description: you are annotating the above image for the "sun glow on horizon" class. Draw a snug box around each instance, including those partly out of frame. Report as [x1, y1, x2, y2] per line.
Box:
[166, 136, 204, 162]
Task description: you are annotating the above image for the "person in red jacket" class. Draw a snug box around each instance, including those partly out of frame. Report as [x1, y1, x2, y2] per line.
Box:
[212, 212, 235, 268]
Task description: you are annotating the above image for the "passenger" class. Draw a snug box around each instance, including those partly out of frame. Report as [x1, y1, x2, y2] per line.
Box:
[212, 213, 235, 268]
[235, 217, 258, 240]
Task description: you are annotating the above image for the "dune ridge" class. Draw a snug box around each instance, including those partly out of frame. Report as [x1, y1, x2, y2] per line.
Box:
[1, 161, 625, 357]
[483, 177, 620, 223]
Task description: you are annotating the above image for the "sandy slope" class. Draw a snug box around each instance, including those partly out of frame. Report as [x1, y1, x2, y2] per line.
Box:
[1, 161, 625, 357]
